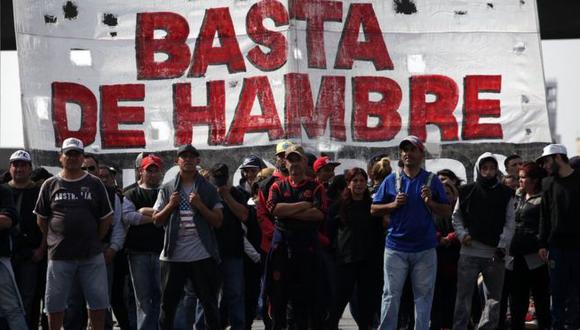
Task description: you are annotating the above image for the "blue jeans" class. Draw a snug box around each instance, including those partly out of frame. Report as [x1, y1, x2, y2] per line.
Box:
[174, 280, 203, 330]
[549, 247, 580, 330]
[128, 253, 162, 330]
[379, 248, 437, 330]
[0, 260, 27, 330]
[453, 255, 505, 330]
[219, 257, 245, 330]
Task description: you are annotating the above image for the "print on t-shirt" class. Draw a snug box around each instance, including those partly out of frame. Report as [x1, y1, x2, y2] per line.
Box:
[179, 186, 197, 239]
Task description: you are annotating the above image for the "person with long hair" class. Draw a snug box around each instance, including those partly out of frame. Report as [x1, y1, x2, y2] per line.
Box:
[328, 168, 383, 329]
[508, 161, 550, 329]
[370, 158, 392, 196]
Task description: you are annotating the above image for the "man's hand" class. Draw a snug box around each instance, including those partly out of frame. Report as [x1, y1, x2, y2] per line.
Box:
[394, 193, 408, 208]
[494, 248, 506, 261]
[421, 185, 432, 204]
[189, 192, 203, 209]
[31, 247, 45, 262]
[538, 248, 549, 263]
[217, 185, 230, 196]
[104, 248, 116, 264]
[462, 234, 472, 246]
[168, 192, 180, 209]
[440, 237, 450, 247]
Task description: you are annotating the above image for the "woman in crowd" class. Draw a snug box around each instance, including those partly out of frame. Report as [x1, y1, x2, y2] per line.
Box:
[328, 168, 384, 329]
[430, 181, 461, 330]
[370, 157, 392, 196]
[437, 169, 462, 188]
[508, 161, 550, 330]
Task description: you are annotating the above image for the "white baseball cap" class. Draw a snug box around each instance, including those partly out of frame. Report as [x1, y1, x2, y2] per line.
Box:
[536, 144, 567, 162]
[9, 150, 32, 163]
[61, 137, 84, 153]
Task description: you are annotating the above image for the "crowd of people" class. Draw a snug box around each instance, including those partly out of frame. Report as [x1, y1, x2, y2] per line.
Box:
[0, 135, 579, 330]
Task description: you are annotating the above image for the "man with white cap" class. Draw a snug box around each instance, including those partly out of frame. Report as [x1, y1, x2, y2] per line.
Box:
[536, 144, 580, 330]
[34, 137, 113, 330]
[5, 150, 44, 329]
[371, 136, 451, 330]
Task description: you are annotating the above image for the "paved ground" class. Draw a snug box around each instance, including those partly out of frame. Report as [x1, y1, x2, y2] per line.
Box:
[249, 309, 358, 330]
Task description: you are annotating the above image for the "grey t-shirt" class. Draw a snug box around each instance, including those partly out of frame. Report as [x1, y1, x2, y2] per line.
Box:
[154, 183, 222, 262]
[34, 173, 113, 260]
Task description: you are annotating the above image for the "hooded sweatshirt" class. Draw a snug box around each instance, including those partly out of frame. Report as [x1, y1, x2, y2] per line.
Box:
[452, 152, 515, 258]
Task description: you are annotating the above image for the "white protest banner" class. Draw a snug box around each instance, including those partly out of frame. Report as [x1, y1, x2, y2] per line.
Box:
[14, 0, 550, 156]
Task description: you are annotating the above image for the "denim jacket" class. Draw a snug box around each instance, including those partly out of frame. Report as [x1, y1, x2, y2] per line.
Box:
[160, 172, 221, 263]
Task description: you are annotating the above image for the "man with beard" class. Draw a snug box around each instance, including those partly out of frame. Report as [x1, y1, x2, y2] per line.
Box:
[536, 144, 580, 330]
[452, 152, 515, 330]
[371, 136, 450, 330]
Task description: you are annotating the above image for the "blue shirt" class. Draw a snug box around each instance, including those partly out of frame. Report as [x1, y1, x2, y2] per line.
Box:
[373, 169, 448, 252]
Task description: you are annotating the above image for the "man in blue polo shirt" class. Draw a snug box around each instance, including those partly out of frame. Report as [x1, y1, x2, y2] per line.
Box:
[371, 136, 451, 330]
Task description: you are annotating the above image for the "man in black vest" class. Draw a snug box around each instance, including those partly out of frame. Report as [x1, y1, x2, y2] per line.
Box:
[452, 152, 515, 330]
[153, 144, 223, 330]
[123, 155, 165, 330]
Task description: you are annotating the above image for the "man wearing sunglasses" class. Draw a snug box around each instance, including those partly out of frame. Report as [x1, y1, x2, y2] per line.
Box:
[34, 138, 113, 330]
[62, 153, 125, 330]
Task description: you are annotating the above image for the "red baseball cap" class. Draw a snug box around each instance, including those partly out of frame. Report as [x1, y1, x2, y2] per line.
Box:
[141, 155, 163, 170]
[313, 156, 341, 173]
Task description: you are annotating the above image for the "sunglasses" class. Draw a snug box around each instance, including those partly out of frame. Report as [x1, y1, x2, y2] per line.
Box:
[81, 165, 96, 172]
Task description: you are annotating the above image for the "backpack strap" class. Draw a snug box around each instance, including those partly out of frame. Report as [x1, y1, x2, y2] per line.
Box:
[425, 172, 435, 189]
[395, 170, 402, 193]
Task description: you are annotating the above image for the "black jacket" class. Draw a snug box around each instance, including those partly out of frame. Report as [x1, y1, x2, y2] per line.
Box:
[0, 185, 18, 258]
[539, 170, 580, 248]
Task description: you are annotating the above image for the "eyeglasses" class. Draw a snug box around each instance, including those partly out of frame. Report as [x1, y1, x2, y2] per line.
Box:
[81, 165, 96, 172]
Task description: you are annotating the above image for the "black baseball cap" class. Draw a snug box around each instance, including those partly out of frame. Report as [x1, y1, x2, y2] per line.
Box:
[210, 163, 229, 178]
[177, 145, 200, 157]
